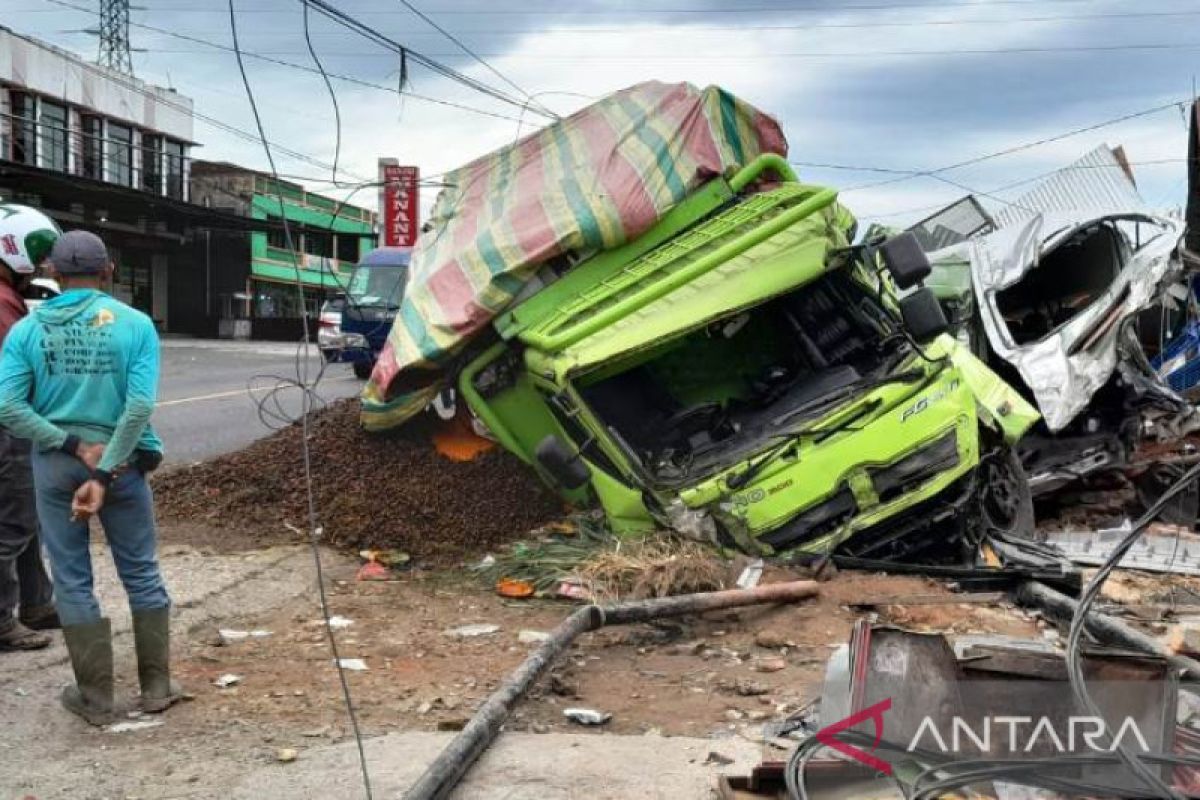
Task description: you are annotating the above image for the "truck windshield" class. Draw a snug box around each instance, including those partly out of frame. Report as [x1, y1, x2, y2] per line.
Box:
[347, 265, 406, 308]
[576, 270, 910, 483]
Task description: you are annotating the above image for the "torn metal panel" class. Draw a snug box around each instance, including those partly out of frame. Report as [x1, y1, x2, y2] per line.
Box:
[993, 145, 1144, 229]
[1040, 523, 1200, 576]
[969, 210, 1187, 430]
[909, 194, 995, 252]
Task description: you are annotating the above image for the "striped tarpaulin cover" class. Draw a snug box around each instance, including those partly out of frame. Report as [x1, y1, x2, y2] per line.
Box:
[361, 81, 787, 431]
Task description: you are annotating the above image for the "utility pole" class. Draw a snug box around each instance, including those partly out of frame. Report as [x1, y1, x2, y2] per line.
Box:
[98, 0, 134, 75]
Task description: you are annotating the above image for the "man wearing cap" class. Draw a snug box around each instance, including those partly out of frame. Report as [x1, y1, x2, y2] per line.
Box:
[0, 203, 61, 652]
[0, 230, 179, 726]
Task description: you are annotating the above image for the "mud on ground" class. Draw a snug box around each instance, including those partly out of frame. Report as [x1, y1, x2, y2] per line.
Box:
[158, 523, 1041, 745]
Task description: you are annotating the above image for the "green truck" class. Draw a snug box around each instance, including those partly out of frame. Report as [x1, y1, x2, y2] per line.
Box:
[456, 155, 1039, 561]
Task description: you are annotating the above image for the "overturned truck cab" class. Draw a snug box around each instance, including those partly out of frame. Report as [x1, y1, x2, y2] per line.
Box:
[461, 156, 1039, 561]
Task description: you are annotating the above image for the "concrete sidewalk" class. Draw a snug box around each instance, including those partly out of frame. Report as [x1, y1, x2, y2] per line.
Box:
[0, 543, 758, 799]
[230, 730, 759, 799]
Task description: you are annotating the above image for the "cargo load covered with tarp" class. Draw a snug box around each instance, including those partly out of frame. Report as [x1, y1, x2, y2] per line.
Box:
[360, 81, 787, 430]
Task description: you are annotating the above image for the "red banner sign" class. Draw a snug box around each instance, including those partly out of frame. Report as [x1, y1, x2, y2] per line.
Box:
[381, 164, 419, 247]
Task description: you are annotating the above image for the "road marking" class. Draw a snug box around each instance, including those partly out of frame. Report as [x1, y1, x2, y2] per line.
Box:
[157, 376, 359, 407]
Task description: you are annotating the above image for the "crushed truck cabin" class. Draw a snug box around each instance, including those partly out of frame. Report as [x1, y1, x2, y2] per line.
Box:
[458, 155, 1039, 561]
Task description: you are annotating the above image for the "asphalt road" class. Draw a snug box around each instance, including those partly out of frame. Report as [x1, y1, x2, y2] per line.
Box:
[155, 338, 363, 464]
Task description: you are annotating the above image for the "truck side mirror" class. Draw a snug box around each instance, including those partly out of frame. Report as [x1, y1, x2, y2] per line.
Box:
[899, 288, 950, 343]
[535, 435, 591, 490]
[880, 232, 931, 290]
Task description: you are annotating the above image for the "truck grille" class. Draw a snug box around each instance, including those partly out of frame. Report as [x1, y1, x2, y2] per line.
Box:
[872, 431, 959, 504]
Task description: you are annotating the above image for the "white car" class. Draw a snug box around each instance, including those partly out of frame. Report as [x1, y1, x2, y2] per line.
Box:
[23, 277, 60, 312]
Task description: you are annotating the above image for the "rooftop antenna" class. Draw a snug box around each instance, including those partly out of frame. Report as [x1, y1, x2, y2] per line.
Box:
[98, 0, 134, 74]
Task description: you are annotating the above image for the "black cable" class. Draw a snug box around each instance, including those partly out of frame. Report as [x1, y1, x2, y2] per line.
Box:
[395, 0, 557, 120]
[227, 3, 373, 797]
[843, 99, 1188, 195]
[300, 0, 555, 120]
[40, 0, 538, 126]
[1063, 458, 1200, 800]
[301, 0, 341, 187]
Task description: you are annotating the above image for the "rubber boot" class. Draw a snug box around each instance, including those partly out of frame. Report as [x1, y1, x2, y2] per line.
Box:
[132, 608, 182, 713]
[60, 618, 114, 726]
[20, 604, 61, 631]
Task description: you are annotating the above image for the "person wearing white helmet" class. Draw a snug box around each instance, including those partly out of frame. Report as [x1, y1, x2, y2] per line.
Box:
[0, 203, 63, 652]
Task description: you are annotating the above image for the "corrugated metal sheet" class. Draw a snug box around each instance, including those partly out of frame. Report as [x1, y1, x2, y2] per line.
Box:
[993, 144, 1143, 229]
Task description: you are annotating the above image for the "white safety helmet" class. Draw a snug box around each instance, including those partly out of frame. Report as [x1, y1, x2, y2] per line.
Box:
[0, 203, 61, 275]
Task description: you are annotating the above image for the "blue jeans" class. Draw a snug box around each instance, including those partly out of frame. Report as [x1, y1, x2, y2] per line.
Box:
[30, 449, 170, 626]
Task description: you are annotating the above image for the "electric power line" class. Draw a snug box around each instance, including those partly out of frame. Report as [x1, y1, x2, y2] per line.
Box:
[14, 0, 1160, 13]
[300, 0, 558, 120]
[394, 0, 557, 119]
[38, 0, 546, 125]
[301, 0, 341, 185]
[131, 41, 1200, 60]
[841, 98, 1191, 195]
[63, 8, 1200, 35]
[17, 11, 370, 182]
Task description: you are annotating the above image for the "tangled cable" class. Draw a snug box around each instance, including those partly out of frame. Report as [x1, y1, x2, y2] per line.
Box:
[228, 2, 373, 797]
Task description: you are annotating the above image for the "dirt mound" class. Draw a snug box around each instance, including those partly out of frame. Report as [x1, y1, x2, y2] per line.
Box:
[153, 400, 563, 564]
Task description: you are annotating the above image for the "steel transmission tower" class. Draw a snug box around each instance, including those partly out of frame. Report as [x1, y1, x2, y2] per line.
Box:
[98, 0, 134, 74]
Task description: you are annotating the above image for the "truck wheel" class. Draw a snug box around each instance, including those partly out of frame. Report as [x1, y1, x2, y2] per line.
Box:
[976, 448, 1035, 541]
[353, 361, 374, 380]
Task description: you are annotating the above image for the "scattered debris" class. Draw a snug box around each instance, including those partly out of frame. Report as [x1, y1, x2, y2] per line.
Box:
[326, 616, 353, 629]
[751, 656, 787, 674]
[563, 708, 612, 726]
[444, 623, 500, 639]
[716, 678, 771, 697]
[704, 751, 736, 766]
[495, 578, 535, 598]
[752, 630, 792, 650]
[275, 748, 298, 764]
[335, 658, 368, 671]
[355, 561, 392, 582]
[217, 629, 272, 644]
[735, 559, 764, 590]
[106, 720, 165, 734]
[517, 630, 551, 645]
[213, 674, 242, 688]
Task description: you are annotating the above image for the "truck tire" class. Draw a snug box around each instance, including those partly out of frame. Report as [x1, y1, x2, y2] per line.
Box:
[353, 361, 374, 380]
[976, 447, 1035, 541]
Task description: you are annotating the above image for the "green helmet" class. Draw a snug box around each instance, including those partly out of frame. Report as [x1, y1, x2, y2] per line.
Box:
[0, 203, 61, 275]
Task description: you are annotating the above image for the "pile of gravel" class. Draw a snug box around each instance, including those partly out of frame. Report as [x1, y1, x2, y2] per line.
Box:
[153, 400, 563, 564]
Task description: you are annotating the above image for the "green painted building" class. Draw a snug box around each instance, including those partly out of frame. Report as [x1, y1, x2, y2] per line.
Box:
[190, 161, 376, 336]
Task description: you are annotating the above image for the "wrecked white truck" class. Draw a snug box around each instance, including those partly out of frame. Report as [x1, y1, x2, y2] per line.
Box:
[916, 151, 1198, 508]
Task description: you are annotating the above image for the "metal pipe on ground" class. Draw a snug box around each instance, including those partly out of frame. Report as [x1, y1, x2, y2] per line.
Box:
[402, 580, 821, 800]
[1015, 580, 1200, 677]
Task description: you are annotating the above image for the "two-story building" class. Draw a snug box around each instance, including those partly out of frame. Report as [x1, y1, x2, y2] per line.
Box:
[189, 161, 376, 338]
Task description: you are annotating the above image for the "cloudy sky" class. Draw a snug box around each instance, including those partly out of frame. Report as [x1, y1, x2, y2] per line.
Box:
[15, 0, 1200, 226]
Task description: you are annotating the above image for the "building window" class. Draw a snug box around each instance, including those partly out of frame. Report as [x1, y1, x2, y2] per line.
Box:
[335, 235, 360, 264]
[107, 122, 132, 186]
[10, 93, 36, 165]
[81, 116, 103, 180]
[39, 101, 67, 172]
[164, 140, 185, 199]
[265, 224, 291, 251]
[142, 134, 162, 194]
[303, 230, 332, 259]
[253, 281, 318, 319]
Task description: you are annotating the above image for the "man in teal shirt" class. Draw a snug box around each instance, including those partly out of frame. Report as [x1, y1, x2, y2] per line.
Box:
[0, 230, 180, 725]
